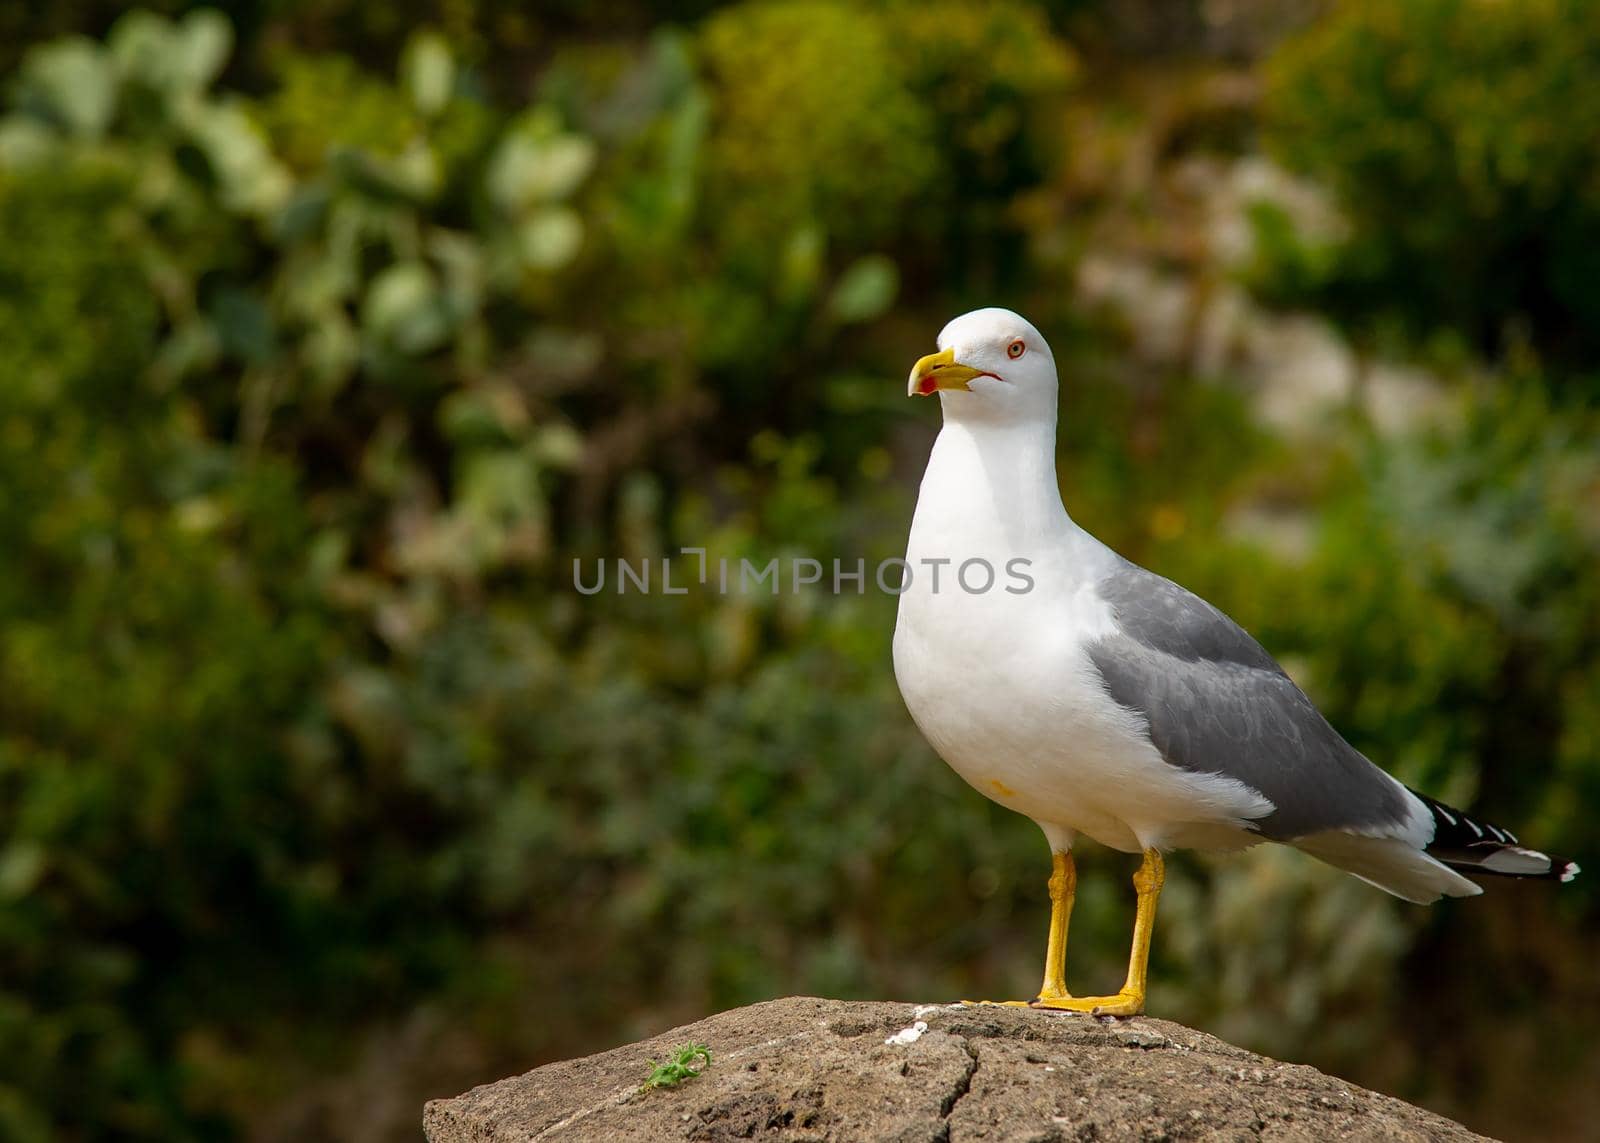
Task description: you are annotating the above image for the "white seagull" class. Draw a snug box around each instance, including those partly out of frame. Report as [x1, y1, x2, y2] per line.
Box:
[893, 307, 1579, 1016]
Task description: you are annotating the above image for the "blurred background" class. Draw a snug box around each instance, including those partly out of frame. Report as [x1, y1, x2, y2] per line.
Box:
[0, 0, 1596, 1139]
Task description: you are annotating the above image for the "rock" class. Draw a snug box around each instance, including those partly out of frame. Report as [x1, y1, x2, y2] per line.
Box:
[423, 997, 1491, 1142]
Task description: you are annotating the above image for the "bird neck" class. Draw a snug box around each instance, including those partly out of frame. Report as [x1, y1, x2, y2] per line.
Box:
[914, 417, 1074, 551]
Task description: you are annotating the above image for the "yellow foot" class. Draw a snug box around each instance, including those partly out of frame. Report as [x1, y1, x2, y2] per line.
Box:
[1029, 991, 1143, 1017]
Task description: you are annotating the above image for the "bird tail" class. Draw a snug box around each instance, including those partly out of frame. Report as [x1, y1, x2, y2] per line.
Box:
[1408, 788, 1580, 883]
[1292, 832, 1482, 904]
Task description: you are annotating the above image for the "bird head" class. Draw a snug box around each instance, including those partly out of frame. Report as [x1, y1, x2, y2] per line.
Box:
[906, 308, 1057, 424]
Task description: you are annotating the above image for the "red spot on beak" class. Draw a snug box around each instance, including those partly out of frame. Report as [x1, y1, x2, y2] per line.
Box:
[918, 375, 938, 395]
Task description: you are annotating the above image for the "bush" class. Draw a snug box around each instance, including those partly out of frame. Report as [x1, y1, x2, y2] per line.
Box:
[887, 0, 1076, 199]
[698, 1, 938, 248]
[0, 12, 600, 1138]
[1261, 0, 1600, 376]
[698, 0, 1075, 259]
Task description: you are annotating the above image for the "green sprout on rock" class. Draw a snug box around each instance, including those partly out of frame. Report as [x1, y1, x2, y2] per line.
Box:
[641, 1043, 713, 1091]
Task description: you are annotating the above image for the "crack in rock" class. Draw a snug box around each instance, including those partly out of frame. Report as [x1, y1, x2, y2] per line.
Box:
[934, 1030, 972, 1114]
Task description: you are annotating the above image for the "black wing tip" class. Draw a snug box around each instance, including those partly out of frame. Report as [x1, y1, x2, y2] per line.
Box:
[1407, 786, 1520, 845]
[1436, 849, 1581, 883]
[1407, 787, 1580, 884]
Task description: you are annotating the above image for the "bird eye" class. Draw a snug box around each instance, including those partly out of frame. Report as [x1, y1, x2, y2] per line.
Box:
[1007, 339, 1026, 359]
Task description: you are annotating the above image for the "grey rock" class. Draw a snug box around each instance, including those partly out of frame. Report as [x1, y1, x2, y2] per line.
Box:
[423, 997, 1491, 1142]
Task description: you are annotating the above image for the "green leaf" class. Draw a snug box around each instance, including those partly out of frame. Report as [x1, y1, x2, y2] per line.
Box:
[108, 11, 174, 83]
[641, 1044, 713, 1091]
[363, 262, 451, 355]
[18, 38, 117, 139]
[150, 319, 222, 388]
[177, 9, 233, 92]
[183, 100, 292, 216]
[402, 31, 455, 117]
[486, 113, 596, 214]
[108, 9, 229, 94]
[827, 255, 898, 324]
[778, 225, 824, 302]
[439, 391, 510, 446]
[395, 142, 442, 199]
[209, 286, 277, 366]
[0, 119, 59, 167]
[517, 208, 584, 270]
[0, 842, 46, 899]
[456, 447, 547, 553]
[535, 424, 585, 468]
[303, 314, 359, 395]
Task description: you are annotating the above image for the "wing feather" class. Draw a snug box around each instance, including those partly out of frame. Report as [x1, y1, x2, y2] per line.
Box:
[1091, 559, 1419, 842]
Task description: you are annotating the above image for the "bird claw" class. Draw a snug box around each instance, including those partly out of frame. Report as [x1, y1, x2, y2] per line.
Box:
[1029, 992, 1143, 1017]
[957, 993, 1144, 1017]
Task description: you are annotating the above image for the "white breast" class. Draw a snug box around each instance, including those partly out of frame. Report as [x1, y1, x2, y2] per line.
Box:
[893, 422, 1273, 853]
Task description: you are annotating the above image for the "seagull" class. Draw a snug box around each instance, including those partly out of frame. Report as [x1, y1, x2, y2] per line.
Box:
[893, 307, 1580, 1016]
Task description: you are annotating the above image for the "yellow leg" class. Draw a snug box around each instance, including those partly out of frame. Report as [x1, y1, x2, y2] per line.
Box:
[1119, 848, 1164, 1005]
[1037, 850, 1074, 1000]
[1031, 848, 1164, 1016]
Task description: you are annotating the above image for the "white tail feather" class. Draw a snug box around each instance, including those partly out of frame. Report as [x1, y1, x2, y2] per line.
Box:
[1292, 831, 1482, 905]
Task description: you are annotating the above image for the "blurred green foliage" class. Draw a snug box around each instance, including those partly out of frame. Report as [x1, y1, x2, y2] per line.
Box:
[700, 1, 938, 245]
[699, 0, 1073, 253]
[0, 3, 1596, 1142]
[1260, 0, 1600, 376]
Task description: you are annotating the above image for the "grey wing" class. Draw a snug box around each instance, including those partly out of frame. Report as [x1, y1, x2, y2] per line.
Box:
[1090, 559, 1415, 840]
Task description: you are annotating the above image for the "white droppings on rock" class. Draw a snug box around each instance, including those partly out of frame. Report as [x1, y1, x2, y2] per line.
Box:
[885, 1021, 928, 1046]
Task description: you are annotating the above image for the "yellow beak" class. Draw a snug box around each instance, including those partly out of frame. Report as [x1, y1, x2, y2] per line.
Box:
[908, 346, 985, 397]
